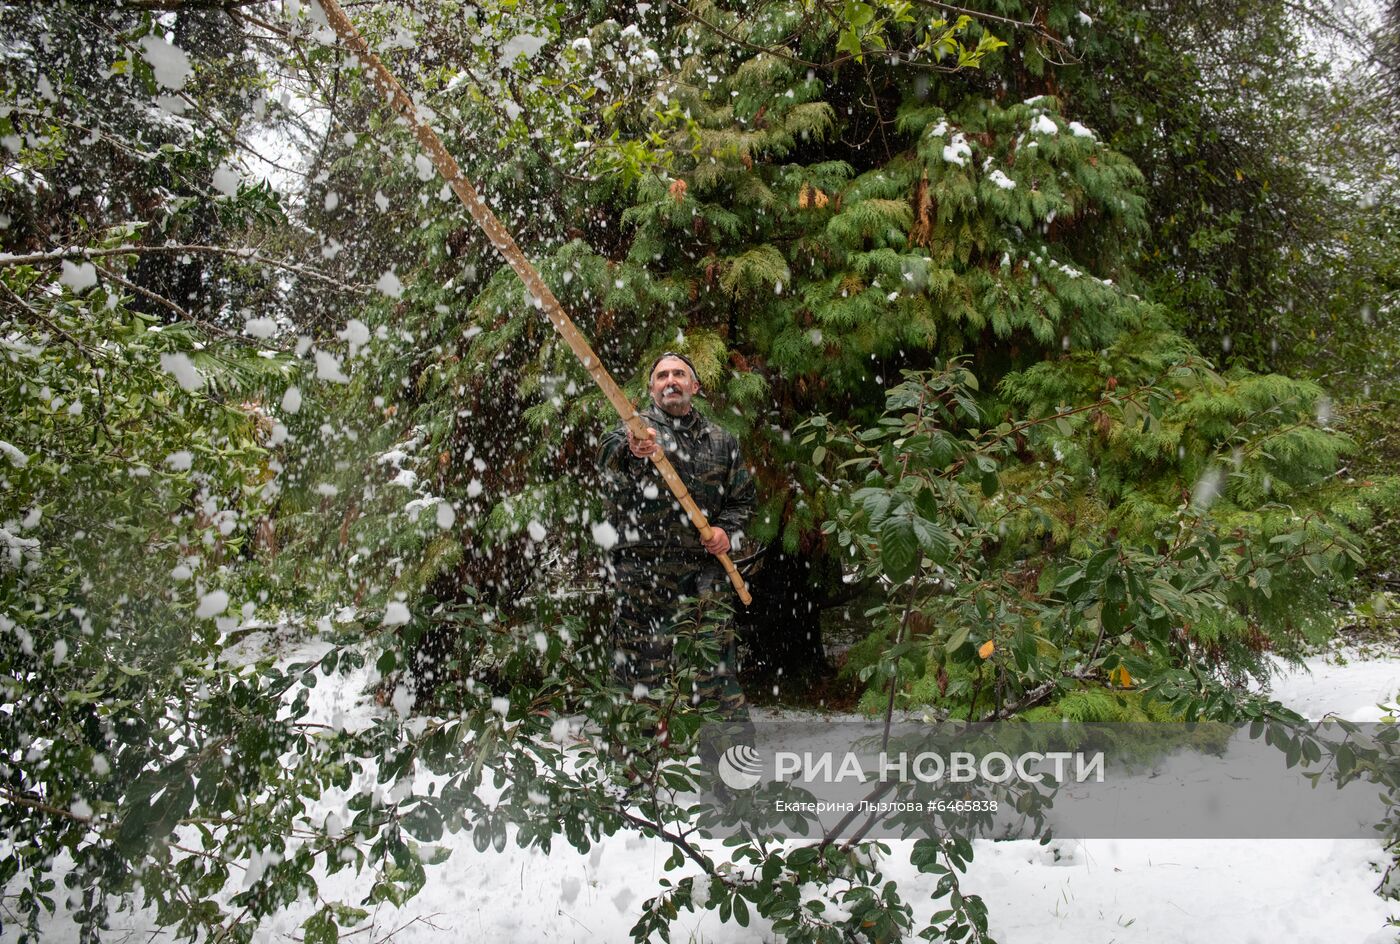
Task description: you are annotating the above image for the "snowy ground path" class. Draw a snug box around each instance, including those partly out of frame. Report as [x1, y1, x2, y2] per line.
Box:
[46, 642, 1400, 943]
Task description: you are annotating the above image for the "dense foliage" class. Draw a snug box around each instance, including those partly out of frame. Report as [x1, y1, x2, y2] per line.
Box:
[2, 1, 1397, 942]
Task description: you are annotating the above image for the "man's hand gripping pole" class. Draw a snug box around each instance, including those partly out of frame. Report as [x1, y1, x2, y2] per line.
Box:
[316, 0, 753, 606]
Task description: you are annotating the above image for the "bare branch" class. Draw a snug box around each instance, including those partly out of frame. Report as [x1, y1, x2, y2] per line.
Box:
[0, 245, 370, 295]
[112, 0, 279, 10]
[91, 263, 266, 346]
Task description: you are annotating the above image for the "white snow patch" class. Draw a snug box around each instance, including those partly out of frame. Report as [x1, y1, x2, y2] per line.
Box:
[195, 590, 229, 619]
[527, 520, 547, 542]
[1068, 121, 1095, 138]
[1031, 114, 1059, 135]
[549, 717, 572, 743]
[375, 270, 404, 299]
[314, 350, 350, 384]
[988, 169, 1016, 190]
[0, 441, 29, 468]
[212, 163, 240, 197]
[339, 319, 370, 356]
[165, 451, 193, 471]
[1191, 467, 1225, 512]
[382, 601, 412, 626]
[242, 316, 277, 338]
[59, 260, 97, 292]
[159, 352, 203, 392]
[280, 385, 303, 414]
[500, 32, 549, 61]
[591, 520, 619, 550]
[942, 132, 972, 166]
[436, 501, 456, 530]
[138, 35, 192, 90]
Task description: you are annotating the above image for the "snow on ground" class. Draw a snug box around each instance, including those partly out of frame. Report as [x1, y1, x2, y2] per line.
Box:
[35, 643, 1400, 943]
[1268, 645, 1400, 722]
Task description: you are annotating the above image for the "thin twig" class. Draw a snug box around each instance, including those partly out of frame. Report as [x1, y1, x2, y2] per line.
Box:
[0, 244, 369, 295]
[0, 280, 108, 361]
[91, 262, 258, 345]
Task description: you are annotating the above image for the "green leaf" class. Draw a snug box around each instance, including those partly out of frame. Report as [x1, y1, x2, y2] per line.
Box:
[836, 28, 865, 61]
[1335, 744, 1355, 777]
[911, 515, 952, 563]
[880, 514, 918, 583]
[304, 908, 339, 944]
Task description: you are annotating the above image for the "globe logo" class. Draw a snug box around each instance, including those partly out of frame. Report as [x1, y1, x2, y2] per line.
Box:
[716, 744, 764, 791]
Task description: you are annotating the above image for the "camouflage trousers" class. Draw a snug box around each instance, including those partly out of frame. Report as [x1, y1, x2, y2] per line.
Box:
[607, 548, 751, 745]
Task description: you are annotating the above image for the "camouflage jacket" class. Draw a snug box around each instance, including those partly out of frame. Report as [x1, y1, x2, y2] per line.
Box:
[597, 404, 756, 554]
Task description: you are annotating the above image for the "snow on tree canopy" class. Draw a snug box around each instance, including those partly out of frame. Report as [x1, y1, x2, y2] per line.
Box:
[942, 133, 972, 166]
[1031, 114, 1059, 135]
[138, 35, 192, 90]
[500, 32, 549, 62]
[1, 441, 30, 468]
[382, 601, 411, 626]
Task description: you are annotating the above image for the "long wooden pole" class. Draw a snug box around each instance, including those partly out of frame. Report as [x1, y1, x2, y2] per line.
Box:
[316, 0, 751, 606]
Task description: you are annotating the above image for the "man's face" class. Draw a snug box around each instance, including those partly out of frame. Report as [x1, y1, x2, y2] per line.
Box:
[649, 356, 701, 416]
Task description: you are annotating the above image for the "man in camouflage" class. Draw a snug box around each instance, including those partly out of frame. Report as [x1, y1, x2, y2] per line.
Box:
[597, 352, 755, 743]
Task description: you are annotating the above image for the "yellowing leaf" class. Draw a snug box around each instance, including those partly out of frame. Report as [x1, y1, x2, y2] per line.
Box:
[977, 640, 995, 659]
[1111, 665, 1134, 688]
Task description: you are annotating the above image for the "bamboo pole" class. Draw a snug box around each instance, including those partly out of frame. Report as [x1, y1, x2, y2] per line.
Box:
[316, 0, 751, 606]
